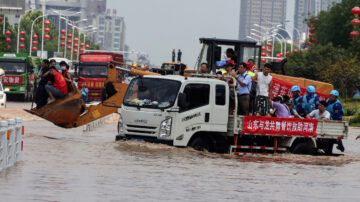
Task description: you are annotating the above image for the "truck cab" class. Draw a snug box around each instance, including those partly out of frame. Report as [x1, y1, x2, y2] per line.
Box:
[117, 75, 230, 152]
[0, 53, 40, 101]
[77, 52, 124, 102]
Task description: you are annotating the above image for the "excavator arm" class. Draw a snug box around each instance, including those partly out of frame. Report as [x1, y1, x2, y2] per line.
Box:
[25, 61, 159, 128]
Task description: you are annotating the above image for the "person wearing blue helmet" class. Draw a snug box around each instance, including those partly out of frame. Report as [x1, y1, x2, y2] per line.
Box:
[326, 89, 345, 152]
[291, 85, 305, 117]
[326, 90, 344, 120]
[303, 85, 320, 115]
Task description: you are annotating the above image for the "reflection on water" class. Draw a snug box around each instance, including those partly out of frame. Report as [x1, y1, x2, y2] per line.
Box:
[0, 121, 360, 201]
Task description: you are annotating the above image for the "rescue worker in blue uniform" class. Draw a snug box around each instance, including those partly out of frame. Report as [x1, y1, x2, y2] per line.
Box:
[291, 85, 305, 117]
[326, 90, 345, 152]
[326, 90, 344, 120]
[303, 85, 320, 115]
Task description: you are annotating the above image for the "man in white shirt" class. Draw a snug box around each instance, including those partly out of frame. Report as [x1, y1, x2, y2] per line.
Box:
[306, 101, 330, 120]
[253, 63, 273, 116]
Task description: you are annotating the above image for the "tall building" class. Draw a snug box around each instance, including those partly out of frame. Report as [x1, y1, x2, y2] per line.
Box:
[293, 0, 341, 41]
[34, 0, 88, 30]
[239, 0, 287, 41]
[94, 9, 126, 51]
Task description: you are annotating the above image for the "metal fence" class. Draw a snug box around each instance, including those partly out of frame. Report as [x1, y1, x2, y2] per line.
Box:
[0, 118, 23, 171]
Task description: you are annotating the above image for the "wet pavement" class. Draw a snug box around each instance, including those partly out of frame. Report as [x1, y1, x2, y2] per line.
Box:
[0, 102, 360, 201]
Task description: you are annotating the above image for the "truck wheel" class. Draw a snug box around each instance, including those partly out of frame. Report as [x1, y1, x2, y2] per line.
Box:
[190, 137, 211, 152]
[291, 143, 314, 155]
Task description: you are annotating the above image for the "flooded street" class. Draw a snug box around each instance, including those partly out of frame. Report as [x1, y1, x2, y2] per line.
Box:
[1, 102, 360, 201]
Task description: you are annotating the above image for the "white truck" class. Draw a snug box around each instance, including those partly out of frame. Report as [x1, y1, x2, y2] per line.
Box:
[116, 74, 348, 155]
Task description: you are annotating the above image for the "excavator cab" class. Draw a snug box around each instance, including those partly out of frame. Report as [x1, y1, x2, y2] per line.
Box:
[196, 38, 261, 73]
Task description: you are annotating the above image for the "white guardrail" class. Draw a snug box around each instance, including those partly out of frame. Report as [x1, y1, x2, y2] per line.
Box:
[82, 117, 106, 133]
[0, 118, 23, 171]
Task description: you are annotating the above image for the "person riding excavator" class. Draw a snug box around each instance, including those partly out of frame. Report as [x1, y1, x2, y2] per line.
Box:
[45, 67, 68, 103]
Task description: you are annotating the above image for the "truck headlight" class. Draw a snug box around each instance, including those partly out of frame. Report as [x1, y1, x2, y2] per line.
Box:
[117, 114, 124, 135]
[159, 117, 172, 138]
[19, 86, 25, 91]
[0, 94, 3, 99]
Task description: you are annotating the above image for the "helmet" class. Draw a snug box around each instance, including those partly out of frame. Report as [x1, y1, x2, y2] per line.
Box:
[306, 85, 315, 93]
[330, 90, 339, 97]
[291, 85, 301, 92]
[83, 84, 87, 87]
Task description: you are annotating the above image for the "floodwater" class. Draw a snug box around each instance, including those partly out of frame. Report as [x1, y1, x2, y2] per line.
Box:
[1, 102, 360, 201]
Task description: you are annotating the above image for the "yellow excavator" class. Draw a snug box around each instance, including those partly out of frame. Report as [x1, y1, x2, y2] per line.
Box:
[25, 61, 159, 128]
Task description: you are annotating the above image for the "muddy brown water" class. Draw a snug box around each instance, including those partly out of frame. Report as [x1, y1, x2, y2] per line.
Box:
[1, 102, 360, 201]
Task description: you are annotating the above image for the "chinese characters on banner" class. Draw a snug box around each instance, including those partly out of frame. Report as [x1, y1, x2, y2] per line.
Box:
[1, 75, 23, 85]
[242, 116, 318, 137]
[272, 78, 329, 100]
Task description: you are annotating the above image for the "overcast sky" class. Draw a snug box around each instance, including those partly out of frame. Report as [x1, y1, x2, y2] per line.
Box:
[107, 0, 240, 66]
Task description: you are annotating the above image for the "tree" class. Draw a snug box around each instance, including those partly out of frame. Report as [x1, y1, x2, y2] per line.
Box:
[312, 0, 360, 49]
[0, 11, 99, 58]
[318, 55, 360, 97]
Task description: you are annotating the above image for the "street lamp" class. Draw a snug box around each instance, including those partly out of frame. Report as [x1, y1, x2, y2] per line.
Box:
[275, 25, 293, 52]
[76, 26, 97, 60]
[29, 15, 47, 56]
[49, 9, 79, 52]
[16, 9, 32, 53]
[69, 19, 88, 60]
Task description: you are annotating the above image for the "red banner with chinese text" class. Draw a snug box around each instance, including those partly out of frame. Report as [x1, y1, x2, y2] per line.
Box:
[1, 75, 23, 85]
[242, 116, 318, 137]
[272, 78, 329, 101]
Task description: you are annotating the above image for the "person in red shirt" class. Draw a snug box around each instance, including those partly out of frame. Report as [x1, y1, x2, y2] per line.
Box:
[45, 67, 68, 103]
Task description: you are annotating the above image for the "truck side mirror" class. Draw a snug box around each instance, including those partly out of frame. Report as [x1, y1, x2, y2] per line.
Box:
[178, 92, 187, 109]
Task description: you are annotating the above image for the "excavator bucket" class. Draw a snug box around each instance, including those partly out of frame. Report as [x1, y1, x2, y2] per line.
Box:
[25, 84, 85, 128]
[24, 61, 160, 129]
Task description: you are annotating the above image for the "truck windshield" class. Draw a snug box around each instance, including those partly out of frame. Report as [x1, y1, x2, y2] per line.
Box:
[79, 65, 107, 78]
[123, 77, 181, 109]
[0, 61, 26, 74]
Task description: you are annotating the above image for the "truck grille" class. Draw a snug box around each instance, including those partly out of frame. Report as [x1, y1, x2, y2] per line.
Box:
[88, 88, 102, 101]
[125, 124, 157, 135]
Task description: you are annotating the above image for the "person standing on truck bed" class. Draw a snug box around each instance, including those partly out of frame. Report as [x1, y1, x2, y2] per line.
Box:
[45, 67, 68, 103]
[222, 62, 236, 114]
[253, 63, 273, 116]
[35, 59, 51, 109]
[226, 48, 238, 65]
[200, 63, 208, 74]
[303, 85, 320, 115]
[306, 101, 330, 120]
[232, 62, 251, 115]
[291, 85, 305, 117]
[247, 59, 259, 73]
[326, 90, 345, 152]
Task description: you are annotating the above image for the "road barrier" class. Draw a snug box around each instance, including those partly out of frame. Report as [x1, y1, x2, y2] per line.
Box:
[82, 117, 106, 133]
[0, 118, 23, 171]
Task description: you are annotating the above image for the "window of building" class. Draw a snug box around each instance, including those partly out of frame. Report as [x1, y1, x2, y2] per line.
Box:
[99, 18, 105, 24]
[115, 19, 121, 26]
